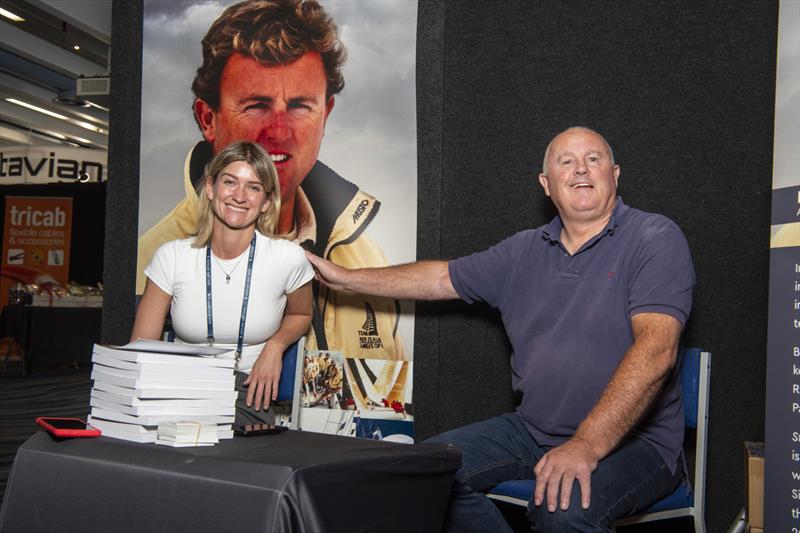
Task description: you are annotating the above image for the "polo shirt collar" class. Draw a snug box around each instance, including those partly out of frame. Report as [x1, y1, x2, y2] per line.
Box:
[541, 196, 626, 247]
[277, 186, 317, 248]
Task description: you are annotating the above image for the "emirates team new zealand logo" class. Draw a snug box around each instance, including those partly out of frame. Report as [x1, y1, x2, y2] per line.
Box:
[358, 302, 384, 349]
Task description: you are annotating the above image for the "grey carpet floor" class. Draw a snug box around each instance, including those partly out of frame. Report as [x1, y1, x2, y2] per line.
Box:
[0, 367, 92, 505]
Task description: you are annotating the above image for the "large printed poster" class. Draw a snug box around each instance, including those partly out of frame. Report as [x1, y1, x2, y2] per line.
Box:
[138, 0, 418, 437]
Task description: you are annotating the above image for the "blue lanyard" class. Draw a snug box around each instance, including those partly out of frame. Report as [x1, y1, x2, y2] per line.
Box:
[206, 233, 257, 369]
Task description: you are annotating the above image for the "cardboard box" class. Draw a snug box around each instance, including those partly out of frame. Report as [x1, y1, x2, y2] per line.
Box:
[744, 441, 764, 530]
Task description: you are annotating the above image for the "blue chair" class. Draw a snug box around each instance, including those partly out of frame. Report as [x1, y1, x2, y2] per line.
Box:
[274, 337, 305, 430]
[486, 348, 711, 533]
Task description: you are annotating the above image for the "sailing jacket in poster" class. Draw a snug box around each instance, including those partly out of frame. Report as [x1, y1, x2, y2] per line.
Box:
[137, 142, 407, 362]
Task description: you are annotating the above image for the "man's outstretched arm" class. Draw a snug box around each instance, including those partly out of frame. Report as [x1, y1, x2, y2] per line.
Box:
[305, 252, 459, 301]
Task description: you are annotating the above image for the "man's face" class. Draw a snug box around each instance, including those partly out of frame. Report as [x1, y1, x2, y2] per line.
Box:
[538, 129, 620, 224]
[196, 52, 334, 204]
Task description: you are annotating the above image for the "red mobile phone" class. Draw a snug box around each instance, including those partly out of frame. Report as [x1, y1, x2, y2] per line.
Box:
[36, 417, 101, 438]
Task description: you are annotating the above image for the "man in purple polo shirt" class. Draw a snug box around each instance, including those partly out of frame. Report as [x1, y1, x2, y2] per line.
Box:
[306, 126, 695, 532]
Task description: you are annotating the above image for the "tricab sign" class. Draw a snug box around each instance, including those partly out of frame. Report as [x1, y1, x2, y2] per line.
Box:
[0, 196, 73, 307]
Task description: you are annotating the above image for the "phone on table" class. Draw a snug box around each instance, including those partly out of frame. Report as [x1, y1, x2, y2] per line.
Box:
[233, 423, 288, 436]
[36, 417, 101, 438]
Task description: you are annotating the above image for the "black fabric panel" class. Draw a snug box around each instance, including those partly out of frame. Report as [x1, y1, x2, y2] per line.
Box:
[1, 431, 459, 533]
[414, 0, 447, 444]
[415, 1, 777, 531]
[102, 0, 142, 345]
[1, 306, 100, 371]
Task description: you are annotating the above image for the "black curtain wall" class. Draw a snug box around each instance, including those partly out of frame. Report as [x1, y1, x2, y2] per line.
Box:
[107, 2, 777, 531]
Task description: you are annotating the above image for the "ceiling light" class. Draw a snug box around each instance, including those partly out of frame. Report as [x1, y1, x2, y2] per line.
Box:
[73, 120, 107, 134]
[0, 8, 24, 22]
[84, 100, 109, 112]
[49, 131, 93, 145]
[5, 98, 68, 120]
[5, 98, 108, 136]
[73, 45, 80, 51]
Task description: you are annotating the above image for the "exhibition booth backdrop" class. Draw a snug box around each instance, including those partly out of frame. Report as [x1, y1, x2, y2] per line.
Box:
[134, 0, 418, 438]
[103, 2, 779, 531]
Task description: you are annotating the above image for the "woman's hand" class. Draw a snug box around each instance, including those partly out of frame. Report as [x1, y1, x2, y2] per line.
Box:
[243, 340, 286, 411]
[243, 282, 313, 411]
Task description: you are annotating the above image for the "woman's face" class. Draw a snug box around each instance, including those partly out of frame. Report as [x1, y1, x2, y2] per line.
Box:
[206, 161, 270, 231]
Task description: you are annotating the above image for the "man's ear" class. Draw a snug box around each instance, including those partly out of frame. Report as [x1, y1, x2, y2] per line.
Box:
[194, 99, 217, 143]
[322, 96, 335, 129]
[538, 173, 551, 197]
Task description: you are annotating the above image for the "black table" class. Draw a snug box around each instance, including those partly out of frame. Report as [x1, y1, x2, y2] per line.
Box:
[1, 305, 101, 374]
[0, 430, 460, 533]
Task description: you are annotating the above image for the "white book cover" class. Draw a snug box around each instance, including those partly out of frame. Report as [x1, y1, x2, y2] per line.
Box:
[92, 362, 236, 384]
[103, 339, 229, 356]
[87, 417, 157, 443]
[158, 422, 219, 443]
[93, 342, 235, 368]
[91, 388, 237, 408]
[156, 425, 233, 447]
[91, 369, 234, 391]
[91, 396, 235, 416]
[91, 406, 234, 426]
[91, 381, 239, 400]
[90, 415, 232, 440]
[92, 353, 235, 377]
[157, 430, 219, 440]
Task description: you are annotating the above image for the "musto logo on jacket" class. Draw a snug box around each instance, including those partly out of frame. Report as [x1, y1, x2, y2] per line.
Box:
[358, 302, 384, 349]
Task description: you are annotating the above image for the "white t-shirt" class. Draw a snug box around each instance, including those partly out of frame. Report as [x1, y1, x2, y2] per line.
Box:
[144, 232, 314, 372]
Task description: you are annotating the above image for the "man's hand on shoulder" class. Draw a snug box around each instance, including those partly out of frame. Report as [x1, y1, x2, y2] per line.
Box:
[533, 436, 599, 512]
[305, 252, 351, 291]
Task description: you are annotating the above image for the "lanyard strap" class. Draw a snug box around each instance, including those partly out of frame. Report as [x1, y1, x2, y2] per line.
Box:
[206, 233, 257, 368]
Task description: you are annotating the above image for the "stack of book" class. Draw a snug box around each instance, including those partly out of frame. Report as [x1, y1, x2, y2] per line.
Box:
[87, 339, 237, 444]
[156, 421, 220, 447]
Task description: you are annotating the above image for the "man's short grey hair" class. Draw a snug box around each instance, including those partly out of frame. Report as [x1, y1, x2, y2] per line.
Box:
[542, 126, 615, 175]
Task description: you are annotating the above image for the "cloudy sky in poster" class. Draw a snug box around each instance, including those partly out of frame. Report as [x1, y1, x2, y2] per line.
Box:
[773, 0, 798, 190]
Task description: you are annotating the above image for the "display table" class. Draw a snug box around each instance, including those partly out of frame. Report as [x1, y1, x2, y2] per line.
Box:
[1, 305, 101, 374]
[0, 430, 461, 533]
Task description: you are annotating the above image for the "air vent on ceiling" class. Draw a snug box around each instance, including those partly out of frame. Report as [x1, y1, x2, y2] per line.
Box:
[76, 76, 111, 96]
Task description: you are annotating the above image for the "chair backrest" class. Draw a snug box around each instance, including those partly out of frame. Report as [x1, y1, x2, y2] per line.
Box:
[276, 337, 304, 402]
[680, 347, 703, 428]
[275, 337, 305, 430]
[680, 348, 711, 513]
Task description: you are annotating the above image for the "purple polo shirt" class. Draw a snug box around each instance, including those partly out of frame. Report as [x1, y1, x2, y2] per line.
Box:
[448, 198, 695, 472]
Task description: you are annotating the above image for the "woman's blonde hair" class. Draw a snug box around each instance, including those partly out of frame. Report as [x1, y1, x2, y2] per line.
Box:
[192, 141, 281, 248]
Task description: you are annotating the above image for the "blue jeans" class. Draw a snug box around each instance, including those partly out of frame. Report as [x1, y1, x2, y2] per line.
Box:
[426, 413, 680, 533]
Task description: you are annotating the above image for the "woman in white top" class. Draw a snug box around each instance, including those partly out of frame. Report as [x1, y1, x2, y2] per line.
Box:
[131, 141, 314, 421]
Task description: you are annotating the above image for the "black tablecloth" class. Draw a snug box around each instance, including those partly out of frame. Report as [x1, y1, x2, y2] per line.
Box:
[1, 305, 101, 372]
[0, 430, 460, 533]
